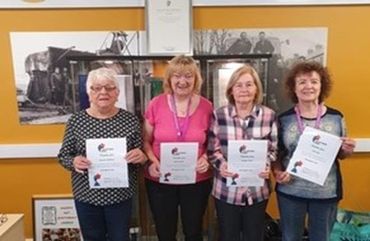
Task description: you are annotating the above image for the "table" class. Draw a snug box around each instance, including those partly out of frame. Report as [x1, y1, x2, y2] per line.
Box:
[0, 214, 25, 241]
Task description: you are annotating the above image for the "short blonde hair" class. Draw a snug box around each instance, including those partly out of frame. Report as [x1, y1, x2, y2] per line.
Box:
[225, 65, 264, 105]
[163, 55, 202, 94]
[86, 67, 119, 94]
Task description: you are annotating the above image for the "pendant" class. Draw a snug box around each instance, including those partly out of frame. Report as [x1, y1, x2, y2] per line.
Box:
[177, 131, 182, 137]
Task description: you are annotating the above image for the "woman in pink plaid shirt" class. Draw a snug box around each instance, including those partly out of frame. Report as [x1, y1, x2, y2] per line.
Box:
[207, 65, 278, 241]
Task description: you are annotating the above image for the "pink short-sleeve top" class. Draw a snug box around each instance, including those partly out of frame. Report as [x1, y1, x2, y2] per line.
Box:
[144, 93, 213, 183]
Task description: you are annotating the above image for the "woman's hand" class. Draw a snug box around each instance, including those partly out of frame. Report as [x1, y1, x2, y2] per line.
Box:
[148, 161, 161, 178]
[73, 155, 91, 174]
[258, 162, 271, 179]
[126, 148, 147, 164]
[219, 161, 235, 178]
[196, 155, 210, 173]
[339, 137, 356, 159]
[274, 170, 291, 184]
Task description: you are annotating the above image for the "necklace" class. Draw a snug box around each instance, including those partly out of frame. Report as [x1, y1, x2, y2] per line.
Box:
[170, 95, 192, 140]
[294, 104, 323, 133]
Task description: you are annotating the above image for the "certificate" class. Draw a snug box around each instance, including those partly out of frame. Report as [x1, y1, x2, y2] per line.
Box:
[160, 142, 198, 184]
[86, 138, 128, 188]
[145, 0, 193, 55]
[287, 126, 342, 186]
[227, 140, 268, 187]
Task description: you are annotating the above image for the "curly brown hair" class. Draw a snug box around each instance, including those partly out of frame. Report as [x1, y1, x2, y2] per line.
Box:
[284, 61, 332, 103]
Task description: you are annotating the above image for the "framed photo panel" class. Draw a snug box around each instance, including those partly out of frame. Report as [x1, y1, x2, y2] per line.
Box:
[145, 0, 193, 55]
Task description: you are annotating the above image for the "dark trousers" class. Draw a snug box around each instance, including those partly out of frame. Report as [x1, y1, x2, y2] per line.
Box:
[145, 179, 212, 241]
[215, 198, 268, 241]
[74, 199, 132, 241]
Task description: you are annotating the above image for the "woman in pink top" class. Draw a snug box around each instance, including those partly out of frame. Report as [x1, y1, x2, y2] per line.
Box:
[143, 55, 213, 241]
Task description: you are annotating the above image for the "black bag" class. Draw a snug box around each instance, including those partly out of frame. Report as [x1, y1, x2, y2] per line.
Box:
[264, 213, 281, 241]
[264, 213, 309, 241]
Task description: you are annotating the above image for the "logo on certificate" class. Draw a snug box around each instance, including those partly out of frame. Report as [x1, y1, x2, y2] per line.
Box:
[239, 144, 253, 155]
[312, 135, 321, 144]
[171, 147, 186, 156]
[164, 172, 172, 182]
[97, 143, 114, 152]
[171, 147, 179, 155]
[93, 173, 102, 186]
[98, 143, 105, 151]
[230, 173, 239, 185]
[239, 144, 247, 154]
[311, 134, 327, 147]
[290, 160, 303, 173]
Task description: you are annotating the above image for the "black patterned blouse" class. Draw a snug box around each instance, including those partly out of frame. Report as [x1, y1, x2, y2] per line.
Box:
[58, 109, 142, 206]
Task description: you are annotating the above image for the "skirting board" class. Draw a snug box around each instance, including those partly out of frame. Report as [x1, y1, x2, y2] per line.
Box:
[0, 138, 370, 159]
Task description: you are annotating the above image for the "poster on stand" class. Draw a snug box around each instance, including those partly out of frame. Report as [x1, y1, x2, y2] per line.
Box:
[32, 195, 83, 241]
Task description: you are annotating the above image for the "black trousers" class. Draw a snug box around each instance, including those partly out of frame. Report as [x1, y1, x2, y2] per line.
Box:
[215, 198, 268, 241]
[145, 179, 212, 241]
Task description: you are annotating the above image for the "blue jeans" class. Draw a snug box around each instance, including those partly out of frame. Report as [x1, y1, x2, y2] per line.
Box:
[215, 198, 268, 241]
[277, 193, 337, 241]
[74, 199, 132, 241]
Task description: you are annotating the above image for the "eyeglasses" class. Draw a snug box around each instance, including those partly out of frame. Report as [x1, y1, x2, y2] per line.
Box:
[0, 213, 7, 226]
[172, 73, 194, 81]
[90, 85, 117, 92]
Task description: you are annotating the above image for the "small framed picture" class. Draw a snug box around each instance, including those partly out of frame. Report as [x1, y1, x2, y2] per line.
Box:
[32, 194, 82, 241]
[145, 0, 193, 55]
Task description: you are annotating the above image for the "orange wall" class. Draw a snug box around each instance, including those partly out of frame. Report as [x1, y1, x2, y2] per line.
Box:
[1, 5, 370, 238]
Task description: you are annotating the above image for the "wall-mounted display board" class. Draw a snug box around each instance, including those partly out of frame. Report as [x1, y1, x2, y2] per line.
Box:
[1, 0, 370, 8]
[145, 0, 192, 55]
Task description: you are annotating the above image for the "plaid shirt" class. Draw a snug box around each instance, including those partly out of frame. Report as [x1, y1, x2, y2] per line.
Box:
[207, 104, 278, 206]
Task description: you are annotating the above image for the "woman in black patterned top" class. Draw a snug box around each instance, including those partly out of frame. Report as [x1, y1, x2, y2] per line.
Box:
[58, 67, 147, 241]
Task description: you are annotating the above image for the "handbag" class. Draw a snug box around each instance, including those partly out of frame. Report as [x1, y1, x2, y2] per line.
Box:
[330, 208, 370, 241]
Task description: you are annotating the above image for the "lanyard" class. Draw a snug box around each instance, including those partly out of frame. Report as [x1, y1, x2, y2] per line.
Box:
[170, 95, 191, 140]
[294, 104, 322, 133]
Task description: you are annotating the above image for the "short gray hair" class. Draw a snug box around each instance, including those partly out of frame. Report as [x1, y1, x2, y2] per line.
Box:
[86, 67, 119, 94]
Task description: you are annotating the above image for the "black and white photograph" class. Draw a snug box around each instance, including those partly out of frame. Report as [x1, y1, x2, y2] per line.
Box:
[10, 31, 142, 125]
[193, 27, 327, 112]
[10, 28, 327, 125]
